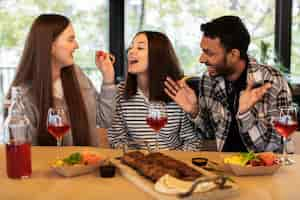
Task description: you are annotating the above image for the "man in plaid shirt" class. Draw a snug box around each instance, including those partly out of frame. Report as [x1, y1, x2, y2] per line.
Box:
[165, 16, 292, 152]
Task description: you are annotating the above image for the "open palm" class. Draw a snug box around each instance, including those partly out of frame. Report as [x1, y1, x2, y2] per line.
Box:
[164, 77, 198, 114]
[239, 80, 272, 113]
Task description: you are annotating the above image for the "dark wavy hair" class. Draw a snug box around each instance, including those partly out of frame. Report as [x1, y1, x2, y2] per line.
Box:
[125, 31, 183, 102]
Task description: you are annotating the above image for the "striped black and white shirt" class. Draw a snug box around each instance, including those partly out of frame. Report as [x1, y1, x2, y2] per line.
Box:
[108, 83, 200, 151]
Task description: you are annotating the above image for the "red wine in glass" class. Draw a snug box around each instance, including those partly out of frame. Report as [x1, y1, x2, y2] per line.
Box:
[146, 117, 168, 132]
[274, 120, 298, 138]
[47, 107, 70, 154]
[273, 105, 298, 165]
[146, 102, 168, 151]
[47, 124, 70, 139]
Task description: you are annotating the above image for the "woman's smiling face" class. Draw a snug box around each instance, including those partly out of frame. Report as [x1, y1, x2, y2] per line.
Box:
[127, 33, 149, 75]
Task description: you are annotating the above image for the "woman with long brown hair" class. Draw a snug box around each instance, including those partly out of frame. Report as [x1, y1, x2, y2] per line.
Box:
[108, 31, 200, 150]
[5, 14, 116, 146]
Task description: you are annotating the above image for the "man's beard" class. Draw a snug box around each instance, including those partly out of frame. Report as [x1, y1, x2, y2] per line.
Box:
[207, 56, 234, 77]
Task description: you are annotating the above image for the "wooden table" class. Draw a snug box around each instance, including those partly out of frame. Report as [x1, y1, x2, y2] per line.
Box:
[0, 146, 300, 200]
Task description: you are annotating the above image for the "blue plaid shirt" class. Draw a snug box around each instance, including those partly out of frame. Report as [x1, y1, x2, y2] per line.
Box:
[193, 60, 292, 152]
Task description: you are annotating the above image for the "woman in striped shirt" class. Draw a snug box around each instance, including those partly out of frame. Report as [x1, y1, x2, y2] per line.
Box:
[108, 31, 201, 151]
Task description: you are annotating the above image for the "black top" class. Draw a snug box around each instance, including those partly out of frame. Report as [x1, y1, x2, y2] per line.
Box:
[222, 66, 248, 152]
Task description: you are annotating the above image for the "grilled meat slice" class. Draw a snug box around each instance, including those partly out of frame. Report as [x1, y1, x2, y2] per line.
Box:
[121, 151, 202, 182]
[121, 151, 145, 169]
[145, 152, 202, 180]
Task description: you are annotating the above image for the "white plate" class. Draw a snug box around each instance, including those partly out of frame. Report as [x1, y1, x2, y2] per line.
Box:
[51, 162, 102, 177]
[224, 163, 281, 176]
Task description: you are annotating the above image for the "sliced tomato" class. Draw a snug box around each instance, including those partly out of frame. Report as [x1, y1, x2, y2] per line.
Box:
[257, 152, 277, 166]
[82, 152, 102, 165]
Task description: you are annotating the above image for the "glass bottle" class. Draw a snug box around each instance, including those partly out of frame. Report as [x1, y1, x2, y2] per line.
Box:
[3, 86, 32, 178]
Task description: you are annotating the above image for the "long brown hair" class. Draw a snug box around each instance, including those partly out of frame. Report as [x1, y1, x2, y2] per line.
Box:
[125, 31, 183, 102]
[7, 14, 90, 146]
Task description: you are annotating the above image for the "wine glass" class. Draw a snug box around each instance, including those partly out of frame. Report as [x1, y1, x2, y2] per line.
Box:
[146, 101, 168, 151]
[47, 108, 70, 156]
[273, 104, 298, 165]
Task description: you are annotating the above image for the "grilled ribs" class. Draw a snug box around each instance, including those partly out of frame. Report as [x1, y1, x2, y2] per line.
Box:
[121, 151, 202, 182]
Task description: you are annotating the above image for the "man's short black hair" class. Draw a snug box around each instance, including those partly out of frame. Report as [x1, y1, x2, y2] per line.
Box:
[200, 15, 250, 60]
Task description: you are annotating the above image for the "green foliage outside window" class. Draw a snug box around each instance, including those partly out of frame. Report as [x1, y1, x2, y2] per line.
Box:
[0, 0, 108, 69]
[126, 0, 275, 75]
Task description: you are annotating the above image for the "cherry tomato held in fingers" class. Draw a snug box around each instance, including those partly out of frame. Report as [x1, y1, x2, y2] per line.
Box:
[96, 50, 107, 59]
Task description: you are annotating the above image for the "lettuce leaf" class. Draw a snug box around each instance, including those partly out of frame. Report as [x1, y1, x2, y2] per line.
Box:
[63, 152, 83, 165]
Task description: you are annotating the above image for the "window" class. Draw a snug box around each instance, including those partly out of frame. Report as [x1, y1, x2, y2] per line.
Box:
[0, 0, 108, 126]
[126, 0, 275, 75]
[0, 0, 109, 95]
[291, 0, 300, 75]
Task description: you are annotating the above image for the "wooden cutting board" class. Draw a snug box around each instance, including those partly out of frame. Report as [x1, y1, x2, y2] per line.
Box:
[112, 158, 239, 200]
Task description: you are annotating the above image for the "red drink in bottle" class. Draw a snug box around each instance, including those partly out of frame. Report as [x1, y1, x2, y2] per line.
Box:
[6, 142, 32, 179]
[3, 87, 32, 179]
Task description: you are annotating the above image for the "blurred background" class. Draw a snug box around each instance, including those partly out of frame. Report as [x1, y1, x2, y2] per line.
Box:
[0, 0, 300, 124]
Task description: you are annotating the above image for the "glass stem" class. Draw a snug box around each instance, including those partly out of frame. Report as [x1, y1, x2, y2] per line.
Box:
[156, 131, 159, 151]
[282, 136, 287, 162]
[56, 137, 62, 158]
[57, 137, 62, 146]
